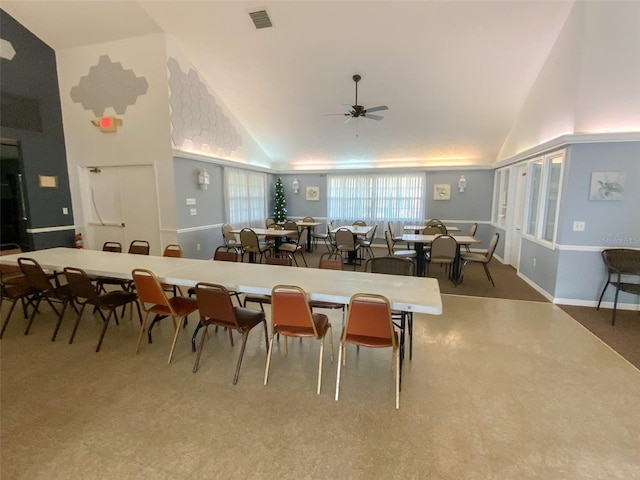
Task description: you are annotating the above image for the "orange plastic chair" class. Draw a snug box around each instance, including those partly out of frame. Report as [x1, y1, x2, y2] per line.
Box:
[192, 282, 268, 384]
[132, 268, 198, 364]
[335, 293, 400, 409]
[264, 285, 334, 394]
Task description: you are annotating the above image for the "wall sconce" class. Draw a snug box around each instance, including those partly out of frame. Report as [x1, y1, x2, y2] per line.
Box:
[198, 169, 210, 190]
[292, 178, 300, 194]
[458, 175, 467, 193]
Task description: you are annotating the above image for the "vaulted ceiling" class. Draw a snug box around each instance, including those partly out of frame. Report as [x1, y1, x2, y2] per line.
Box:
[2, 1, 577, 170]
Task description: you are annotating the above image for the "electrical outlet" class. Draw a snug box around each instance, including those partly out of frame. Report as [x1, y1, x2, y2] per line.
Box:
[190, 208, 197, 216]
[196, 243, 201, 251]
[573, 221, 586, 232]
[62, 207, 69, 215]
[533, 258, 536, 267]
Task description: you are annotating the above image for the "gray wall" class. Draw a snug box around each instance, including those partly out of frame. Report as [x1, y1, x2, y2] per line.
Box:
[0, 10, 74, 250]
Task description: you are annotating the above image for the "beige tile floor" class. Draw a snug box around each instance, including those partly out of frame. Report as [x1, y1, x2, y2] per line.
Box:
[1, 294, 639, 479]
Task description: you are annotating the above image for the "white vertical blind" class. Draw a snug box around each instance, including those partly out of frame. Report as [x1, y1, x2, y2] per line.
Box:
[224, 167, 267, 228]
[327, 173, 425, 236]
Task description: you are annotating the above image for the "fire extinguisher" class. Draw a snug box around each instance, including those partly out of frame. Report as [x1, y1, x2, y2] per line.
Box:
[75, 233, 84, 249]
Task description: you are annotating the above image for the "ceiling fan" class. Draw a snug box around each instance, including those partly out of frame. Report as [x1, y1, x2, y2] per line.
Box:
[326, 74, 388, 122]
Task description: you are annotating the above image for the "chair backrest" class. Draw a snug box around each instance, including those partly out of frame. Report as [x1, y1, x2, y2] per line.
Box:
[422, 226, 442, 235]
[318, 252, 344, 270]
[295, 228, 308, 247]
[602, 248, 640, 275]
[427, 219, 443, 226]
[213, 246, 238, 262]
[344, 293, 395, 344]
[433, 224, 447, 234]
[102, 241, 122, 253]
[302, 216, 314, 222]
[222, 224, 239, 246]
[265, 217, 276, 228]
[266, 255, 293, 266]
[64, 267, 99, 302]
[366, 257, 414, 276]
[430, 235, 458, 260]
[271, 285, 318, 334]
[0, 243, 23, 278]
[283, 220, 299, 239]
[194, 282, 237, 326]
[18, 257, 53, 292]
[352, 220, 367, 226]
[384, 230, 395, 255]
[483, 233, 500, 261]
[335, 228, 355, 250]
[131, 269, 169, 308]
[128, 240, 150, 255]
[163, 244, 183, 258]
[386, 222, 395, 237]
[240, 228, 259, 249]
[468, 223, 478, 237]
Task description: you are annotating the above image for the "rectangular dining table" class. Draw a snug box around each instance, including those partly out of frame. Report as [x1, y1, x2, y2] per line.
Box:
[0, 247, 443, 315]
[231, 227, 298, 260]
[403, 225, 461, 233]
[401, 234, 482, 278]
[330, 225, 375, 265]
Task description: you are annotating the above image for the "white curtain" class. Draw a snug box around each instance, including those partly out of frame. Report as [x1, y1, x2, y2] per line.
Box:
[224, 167, 267, 228]
[327, 173, 425, 238]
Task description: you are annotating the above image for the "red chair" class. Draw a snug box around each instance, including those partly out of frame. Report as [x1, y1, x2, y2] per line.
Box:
[264, 285, 334, 394]
[132, 268, 198, 363]
[335, 293, 400, 409]
[192, 282, 268, 384]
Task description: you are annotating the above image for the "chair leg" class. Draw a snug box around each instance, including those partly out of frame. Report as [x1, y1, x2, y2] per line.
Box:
[262, 320, 269, 351]
[232, 331, 251, 384]
[612, 287, 620, 326]
[95, 307, 115, 352]
[335, 343, 344, 401]
[193, 325, 208, 373]
[167, 315, 186, 364]
[596, 280, 611, 310]
[135, 311, 151, 354]
[300, 251, 308, 267]
[51, 299, 70, 342]
[191, 322, 204, 352]
[0, 298, 21, 339]
[482, 263, 495, 287]
[68, 303, 88, 344]
[394, 347, 400, 409]
[264, 334, 275, 385]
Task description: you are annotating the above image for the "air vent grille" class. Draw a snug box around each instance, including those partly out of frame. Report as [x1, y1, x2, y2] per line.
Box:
[249, 10, 273, 29]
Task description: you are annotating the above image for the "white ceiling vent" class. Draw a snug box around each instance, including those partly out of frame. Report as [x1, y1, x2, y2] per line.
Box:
[249, 9, 273, 29]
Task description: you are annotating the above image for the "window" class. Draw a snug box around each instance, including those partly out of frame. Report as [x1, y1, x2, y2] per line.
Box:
[492, 168, 509, 228]
[224, 167, 267, 228]
[327, 173, 425, 234]
[524, 150, 564, 246]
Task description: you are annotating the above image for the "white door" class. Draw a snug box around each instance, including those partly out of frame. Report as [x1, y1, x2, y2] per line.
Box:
[85, 165, 161, 254]
[509, 164, 528, 269]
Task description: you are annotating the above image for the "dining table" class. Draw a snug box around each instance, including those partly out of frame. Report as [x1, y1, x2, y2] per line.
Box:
[0, 247, 443, 316]
[231, 227, 298, 260]
[296, 221, 322, 252]
[403, 225, 461, 233]
[401, 234, 481, 279]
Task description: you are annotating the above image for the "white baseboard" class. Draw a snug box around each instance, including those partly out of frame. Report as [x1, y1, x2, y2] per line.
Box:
[553, 298, 640, 310]
[516, 271, 555, 302]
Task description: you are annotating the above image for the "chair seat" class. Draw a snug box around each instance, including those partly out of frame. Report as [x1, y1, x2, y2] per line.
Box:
[460, 252, 487, 262]
[278, 243, 301, 253]
[275, 313, 329, 338]
[345, 331, 398, 348]
[309, 300, 343, 310]
[96, 290, 138, 308]
[149, 296, 197, 317]
[244, 294, 271, 304]
[233, 306, 267, 328]
[618, 282, 640, 295]
[393, 250, 416, 258]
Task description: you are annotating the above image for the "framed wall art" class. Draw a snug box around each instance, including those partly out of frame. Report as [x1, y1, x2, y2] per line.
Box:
[433, 184, 451, 201]
[589, 171, 625, 201]
[306, 186, 320, 201]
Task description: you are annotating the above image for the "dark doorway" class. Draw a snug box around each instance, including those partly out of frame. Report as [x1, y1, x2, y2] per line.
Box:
[1, 139, 30, 250]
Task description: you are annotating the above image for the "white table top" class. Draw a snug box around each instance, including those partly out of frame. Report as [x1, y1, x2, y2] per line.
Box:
[296, 221, 322, 227]
[331, 225, 374, 235]
[403, 225, 461, 232]
[1, 247, 442, 315]
[402, 234, 481, 245]
[231, 228, 298, 237]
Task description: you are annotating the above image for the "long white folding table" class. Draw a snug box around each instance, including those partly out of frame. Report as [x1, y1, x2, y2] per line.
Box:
[0, 247, 443, 315]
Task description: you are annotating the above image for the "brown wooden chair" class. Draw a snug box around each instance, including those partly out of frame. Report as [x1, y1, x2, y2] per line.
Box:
[192, 282, 268, 384]
[102, 241, 122, 253]
[132, 268, 198, 363]
[335, 293, 400, 409]
[264, 285, 334, 394]
[596, 248, 640, 325]
[64, 266, 141, 352]
[309, 253, 346, 324]
[18, 257, 75, 341]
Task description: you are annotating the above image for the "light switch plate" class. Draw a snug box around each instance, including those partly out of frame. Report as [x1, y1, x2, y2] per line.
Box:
[186, 198, 196, 205]
[190, 208, 197, 216]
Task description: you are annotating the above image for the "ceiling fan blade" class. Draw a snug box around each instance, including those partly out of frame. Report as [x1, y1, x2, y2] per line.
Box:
[363, 113, 384, 121]
[322, 113, 350, 116]
[342, 104, 356, 114]
[364, 105, 388, 113]
[344, 116, 353, 124]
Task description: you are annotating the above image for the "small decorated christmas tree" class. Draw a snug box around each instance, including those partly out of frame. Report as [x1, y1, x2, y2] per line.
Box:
[273, 177, 287, 222]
